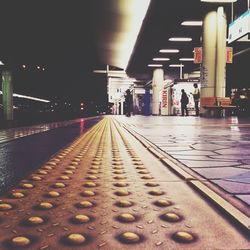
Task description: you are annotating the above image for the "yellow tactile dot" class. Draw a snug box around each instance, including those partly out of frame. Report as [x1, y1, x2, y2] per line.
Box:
[132, 158, 141, 162]
[20, 183, 34, 189]
[71, 162, 79, 166]
[87, 175, 98, 180]
[59, 175, 70, 180]
[67, 233, 86, 245]
[145, 182, 159, 187]
[63, 170, 74, 175]
[114, 176, 126, 180]
[118, 213, 136, 222]
[88, 170, 99, 174]
[37, 170, 48, 175]
[92, 161, 101, 166]
[53, 182, 66, 188]
[10, 192, 25, 199]
[11, 236, 30, 247]
[27, 216, 44, 225]
[78, 201, 93, 208]
[115, 189, 130, 196]
[74, 214, 90, 223]
[47, 162, 57, 166]
[136, 166, 146, 170]
[138, 170, 149, 174]
[116, 200, 133, 207]
[113, 162, 123, 166]
[120, 232, 140, 243]
[149, 189, 164, 195]
[113, 158, 122, 162]
[162, 213, 181, 222]
[39, 202, 53, 209]
[113, 170, 125, 174]
[113, 166, 124, 170]
[81, 190, 95, 197]
[30, 176, 42, 181]
[155, 199, 171, 207]
[173, 231, 194, 243]
[73, 158, 81, 162]
[47, 191, 60, 198]
[0, 203, 12, 211]
[66, 166, 77, 170]
[84, 182, 97, 187]
[133, 162, 144, 166]
[141, 175, 154, 180]
[114, 182, 128, 187]
[43, 166, 53, 170]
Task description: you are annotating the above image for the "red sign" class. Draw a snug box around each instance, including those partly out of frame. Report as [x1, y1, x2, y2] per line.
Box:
[194, 47, 202, 64]
[226, 47, 233, 64]
[162, 89, 168, 108]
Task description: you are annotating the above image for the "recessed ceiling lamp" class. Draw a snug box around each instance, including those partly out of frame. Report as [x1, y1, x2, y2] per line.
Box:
[159, 49, 179, 53]
[169, 64, 184, 67]
[200, 0, 237, 2]
[148, 64, 163, 67]
[169, 37, 192, 41]
[181, 21, 203, 26]
[153, 58, 170, 61]
[179, 58, 194, 61]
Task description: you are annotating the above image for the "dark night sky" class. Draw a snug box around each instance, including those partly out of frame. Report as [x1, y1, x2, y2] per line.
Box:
[0, 1, 108, 105]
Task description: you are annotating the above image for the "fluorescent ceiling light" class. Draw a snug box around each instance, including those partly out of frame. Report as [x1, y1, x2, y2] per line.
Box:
[169, 64, 184, 67]
[181, 21, 203, 26]
[153, 58, 170, 61]
[201, 0, 237, 2]
[159, 49, 179, 53]
[0, 60, 4, 65]
[148, 64, 163, 67]
[179, 58, 194, 61]
[169, 37, 192, 41]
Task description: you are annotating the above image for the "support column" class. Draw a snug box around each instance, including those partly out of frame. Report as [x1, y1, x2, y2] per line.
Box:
[152, 68, 164, 115]
[215, 6, 226, 98]
[144, 87, 150, 116]
[2, 70, 13, 121]
[120, 99, 124, 115]
[200, 6, 227, 116]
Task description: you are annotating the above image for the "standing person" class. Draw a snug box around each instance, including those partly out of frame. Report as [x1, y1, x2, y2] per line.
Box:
[180, 89, 189, 116]
[192, 83, 200, 116]
[124, 89, 132, 117]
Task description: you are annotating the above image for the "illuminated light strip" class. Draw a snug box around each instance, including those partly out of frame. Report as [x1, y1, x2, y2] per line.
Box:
[0, 91, 50, 103]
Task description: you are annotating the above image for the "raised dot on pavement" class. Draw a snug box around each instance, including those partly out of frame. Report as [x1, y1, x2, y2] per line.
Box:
[118, 213, 136, 222]
[20, 183, 34, 189]
[10, 192, 25, 199]
[88, 170, 99, 174]
[114, 183, 128, 187]
[87, 175, 98, 180]
[115, 190, 130, 196]
[67, 233, 86, 245]
[47, 191, 60, 198]
[145, 182, 159, 187]
[172, 231, 194, 243]
[116, 200, 133, 207]
[38, 202, 53, 209]
[141, 175, 154, 180]
[84, 182, 97, 187]
[27, 216, 44, 225]
[81, 190, 96, 197]
[0, 203, 12, 211]
[31, 176, 43, 181]
[149, 189, 164, 195]
[119, 232, 140, 243]
[59, 175, 70, 180]
[154, 199, 171, 207]
[11, 236, 30, 247]
[74, 214, 90, 223]
[78, 201, 93, 208]
[161, 213, 181, 222]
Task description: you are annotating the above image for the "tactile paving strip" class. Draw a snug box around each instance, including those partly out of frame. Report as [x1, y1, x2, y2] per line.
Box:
[0, 117, 249, 249]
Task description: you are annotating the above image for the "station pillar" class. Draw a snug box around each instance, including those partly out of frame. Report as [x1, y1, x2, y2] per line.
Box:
[2, 70, 13, 121]
[144, 87, 151, 116]
[152, 68, 164, 115]
[120, 99, 124, 115]
[200, 6, 227, 116]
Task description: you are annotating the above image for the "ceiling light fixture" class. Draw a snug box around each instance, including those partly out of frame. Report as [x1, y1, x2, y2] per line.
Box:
[169, 64, 184, 67]
[153, 58, 170, 61]
[148, 64, 163, 67]
[179, 58, 194, 61]
[181, 21, 203, 26]
[169, 37, 192, 41]
[159, 49, 179, 53]
[200, 0, 237, 2]
[0, 60, 4, 65]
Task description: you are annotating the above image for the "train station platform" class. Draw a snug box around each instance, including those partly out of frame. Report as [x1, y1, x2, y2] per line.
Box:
[0, 116, 249, 249]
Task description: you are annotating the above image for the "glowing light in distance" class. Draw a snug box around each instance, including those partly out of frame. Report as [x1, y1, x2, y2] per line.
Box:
[179, 58, 194, 61]
[159, 49, 179, 53]
[147, 64, 163, 67]
[22, 64, 27, 69]
[0, 91, 50, 103]
[0, 61, 4, 65]
[37, 65, 41, 69]
[153, 58, 170, 61]
[169, 37, 192, 42]
[181, 21, 203, 26]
